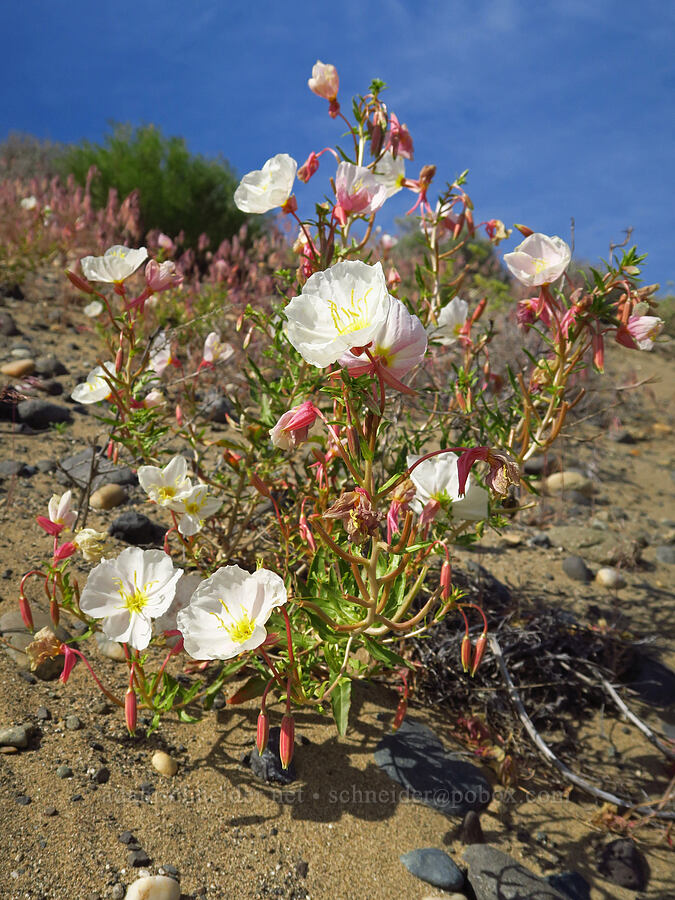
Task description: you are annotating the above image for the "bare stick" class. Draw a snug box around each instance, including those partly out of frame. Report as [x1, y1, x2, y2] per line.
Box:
[489, 635, 675, 820]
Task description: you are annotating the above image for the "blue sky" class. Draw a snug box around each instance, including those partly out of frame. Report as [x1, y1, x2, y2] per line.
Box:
[2, 0, 673, 292]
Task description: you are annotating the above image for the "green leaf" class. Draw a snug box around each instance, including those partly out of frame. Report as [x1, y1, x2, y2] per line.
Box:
[330, 676, 352, 736]
[362, 636, 410, 669]
[177, 708, 201, 724]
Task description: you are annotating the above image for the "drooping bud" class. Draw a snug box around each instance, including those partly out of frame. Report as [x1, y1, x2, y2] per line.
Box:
[49, 596, 60, 628]
[53, 541, 76, 563]
[392, 696, 408, 731]
[19, 592, 34, 630]
[125, 688, 138, 735]
[256, 711, 269, 755]
[470, 632, 488, 677]
[66, 269, 95, 294]
[440, 558, 452, 601]
[279, 714, 295, 770]
[460, 635, 472, 673]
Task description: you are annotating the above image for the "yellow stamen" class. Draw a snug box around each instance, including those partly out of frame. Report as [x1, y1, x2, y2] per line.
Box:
[328, 287, 373, 336]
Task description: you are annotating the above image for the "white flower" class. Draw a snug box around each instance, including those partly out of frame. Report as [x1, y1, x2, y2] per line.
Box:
[503, 233, 571, 286]
[284, 260, 392, 368]
[73, 528, 111, 564]
[80, 245, 148, 284]
[234, 153, 297, 214]
[202, 332, 234, 365]
[308, 60, 339, 100]
[373, 152, 406, 200]
[339, 297, 427, 380]
[20, 196, 38, 210]
[154, 572, 203, 634]
[408, 453, 488, 522]
[48, 490, 77, 531]
[138, 455, 193, 506]
[79, 547, 183, 650]
[83, 300, 104, 317]
[168, 484, 221, 537]
[148, 331, 175, 376]
[430, 297, 469, 345]
[71, 361, 116, 404]
[177, 565, 287, 660]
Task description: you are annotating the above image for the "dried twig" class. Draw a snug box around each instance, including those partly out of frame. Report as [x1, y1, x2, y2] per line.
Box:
[489, 635, 675, 820]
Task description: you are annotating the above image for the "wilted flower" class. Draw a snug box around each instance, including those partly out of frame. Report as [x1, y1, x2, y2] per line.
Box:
[79, 547, 183, 650]
[339, 297, 427, 390]
[145, 259, 183, 293]
[504, 233, 571, 287]
[308, 60, 339, 100]
[270, 400, 320, 450]
[408, 453, 488, 522]
[234, 153, 298, 214]
[429, 297, 469, 345]
[80, 246, 148, 284]
[83, 300, 104, 317]
[25, 626, 62, 672]
[138, 455, 193, 506]
[142, 388, 166, 408]
[484, 219, 511, 244]
[73, 528, 111, 563]
[324, 489, 384, 544]
[334, 162, 388, 224]
[71, 362, 116, 404]
[177, 565, 287, 660]
[202, 332, 234, 365]
[384, 112, 414, 159]
[284, 260, 391, 368]
[167, 484, 221, 537]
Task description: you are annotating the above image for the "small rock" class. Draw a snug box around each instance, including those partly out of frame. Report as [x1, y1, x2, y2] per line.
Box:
[94, 766, 110, 784]
[89, 483, 128, 510]
[655, 545, 675, 565]
[43, 806, 58, 816]
[152, 750, 178, 777]
[0, 725, 30, 749]
[111, 885, 125, 900]
[36, 706, 51, 721]
[0, 310, 19, 335]
[17, 398, 72, 429]
[56, 447, 137, 492]
[109, 511, 165, 546]
[128, 849, 152, 868]
[56, 765, 73, 779]
[595, 567, 626, 589]
[118, 831, 138, 845]
[562, 555, 592, 583]
[159, 864, 178, 877]
[547, 871, 591, 900]
[295, 860, 309, 878]
[65, 715, 82, 730]
[34, 355, 67, 377]
[249, 726, 297, 785]
[16, 794, 31, 805]
[463, 845, 568, 899]
[460, 810, 485, 844]
[400, 848, 464, 891]
[597, 838, 649, 890]
[1, 358, 35, 377]
[527, 530, 551, 548]
[36, 457, 57, 473]
[0, 459, 30, 477]
[0, 746, 18, 754]
[545, 470, 593, 497]
[201, 390, 232, 423]
[124, 875, 180, 900]
[95, 632, 127, 662]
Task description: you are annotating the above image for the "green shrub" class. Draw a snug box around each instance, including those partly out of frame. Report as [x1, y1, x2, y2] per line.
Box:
[56, 122, 255, 250]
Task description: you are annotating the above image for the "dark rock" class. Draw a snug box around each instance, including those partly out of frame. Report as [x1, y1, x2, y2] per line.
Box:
[0, 725, 31, 749]
[44, 806, 58, 817]
[56, 447, 136, 492]
[36, 707, 51, 721]
[16, 399, 72, 429]
[547, 871, 591, 900]
[249, 726, 297, 785]
[110, 885, 125, 900]
[295, 860, 309, 879]
[18, 671, 37, 684]
[622, 654, 675, 708]
[0, 459, 30, 477]
[374, 717, 492, 816]
[15, 794, 31, 806]
[42, 379, 64, 396]
[71, 794, 83, 802]
[94, 766, 110, 784]
[161, 864, 178, 877]
[463, 845, 568, 899]
[118, 831, 138, 845]
[655, 545, 675, 565]
[128, 849, 151, 867]
[597, 838, 649, 890]
[562, 555, 592, 583]
[201, 390, 232, 424]
[211, 693, 226, 709]
[109, 511, 165, 547]
[36, 458, 57, 473]
[0, 310, 19, 335]
[1, 282, 24, 299]
[400, 848, 464, 890]
[34, 356, 68, 377]
[608, 427, 636, 444]
[528, 530, 551, 548]
[56, 765, 73, 779]
[460, 810, 485, 844]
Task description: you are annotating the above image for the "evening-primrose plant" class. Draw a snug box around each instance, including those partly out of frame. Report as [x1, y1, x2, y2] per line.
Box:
[16, 62, 666, 761]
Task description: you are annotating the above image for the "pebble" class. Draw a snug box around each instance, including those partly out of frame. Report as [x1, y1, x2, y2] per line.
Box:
[400, 848, 464, 891]
[56, 765, 73, 779]
[128, 849, 151, 867]
[0, 310, 19, 335]
[0, 358, 35, 377]
[109, 511, 165, 547]
[463, 845, 568, 899]
[124, 875, 180, 900]
[460, 810, 485, 844]
[152, 750, 178, 777]
[43, 806, 58, 817]
[545, 470, 593, 497]
[89, 483, 128, 510]
[0, 459, 31, 477]
[36, 706, 51, 721]
[16, 794, 31, 805]
[0, 725, 30, 749]
[248, 726, 297, 785]
[111, 885, 125, 900]
[655, 545, 675, 565]
[119, 831, 139, 845]
[34, 355, 67, 377]
[65, 715, 82, 730]
[595, 567, 626, 589]
[95, 632, 127, 662]
[597, 838, 649, 890]
[57, 447, 137, 492]
[562, 555, 592, 583]
[16, 398, 72, 429]
[93, 766, 110, 784]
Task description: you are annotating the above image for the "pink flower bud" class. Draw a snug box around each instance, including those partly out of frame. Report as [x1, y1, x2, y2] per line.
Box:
[386, 266, 401, 289]
[50, 597, 60, 627]
[440, 559, 452, 601]
[392, 696, 408, 731]
[256, 711, 269, 755]
[66, 269, 95, 294]
[125, 688, 137, 735]
[279, 714, 295, 770]
[461, 635, 472, 673]
[297, 151, 320, 184]
[19, 593, 34, 630]
[53, 541, 76, 562]
[470, 632, 488, 677]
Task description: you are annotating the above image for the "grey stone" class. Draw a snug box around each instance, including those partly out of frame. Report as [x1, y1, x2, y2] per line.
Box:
[56, 447, 136, 492]
[597, 838, 649, 890]
[109, 511, 165, 546]
[374, 717, 492, 816]
[93, 766, 110, 784]
[36, 458, 57, 473]
[16, 794, 31, 805]
[463, 845, 568, 899]
[200, 390, 232, 423]
[249, 726, 297, 785]
[0, 607, 70, 679]
[460, 810, 485, 844]
[400, 848, 464, 890]
[128, 848, 151, 867]
[118, 831, 138, 845]
[34, 355, 67, 377]
[622, 654, 675, 708]
[655, 545, 675, 565]
[562, 555, 592, 583]
[111, 885, 125, 900]
[36, 706, 51, 721]
[0, 459, 30, 477]
[65, 715, 82, 730]
[546, 871, 591, 900]
[56, 765, 73, 779]
[527, 531, 551, 548]
[17, 399, 72, 429]
[0, 725, 30, 749]
[0, 310, 19, 335]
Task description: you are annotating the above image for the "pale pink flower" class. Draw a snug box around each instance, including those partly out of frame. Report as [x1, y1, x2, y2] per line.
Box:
[504, 233, 571, 286]
[384, 113, 414, 159]
[626, 314, 664, 350]
[408, 453, 489, 523]
[270, 401, 320, 450]
[308, 60, 339, 100]
[334, 163, 388, 224]
[145, 259, 183, 292]
[149, 332, 176, 376]
[40, 490, 77, 534]
[373, 152, 406, 200]
[429, 297, 469, 345]
[202, 332, 234, 365]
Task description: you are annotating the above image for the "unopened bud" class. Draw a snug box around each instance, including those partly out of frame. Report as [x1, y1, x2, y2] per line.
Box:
[235, 313, 245, 332]
[279, 714, 295, 769]
[66, 269, 95, 294]
[125, 688, 137, 735]
[242, 327, 253, 350]
[460, 635, 472, 673]
[440, 559, 452, 601]
[470, 632, 488, 677]
[514, 223, 534, 237]
[392, 696, 408, 731]
[49, 597, 60, 628]
[19, 593, 34, 630]
[256, 711, 269, 755]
